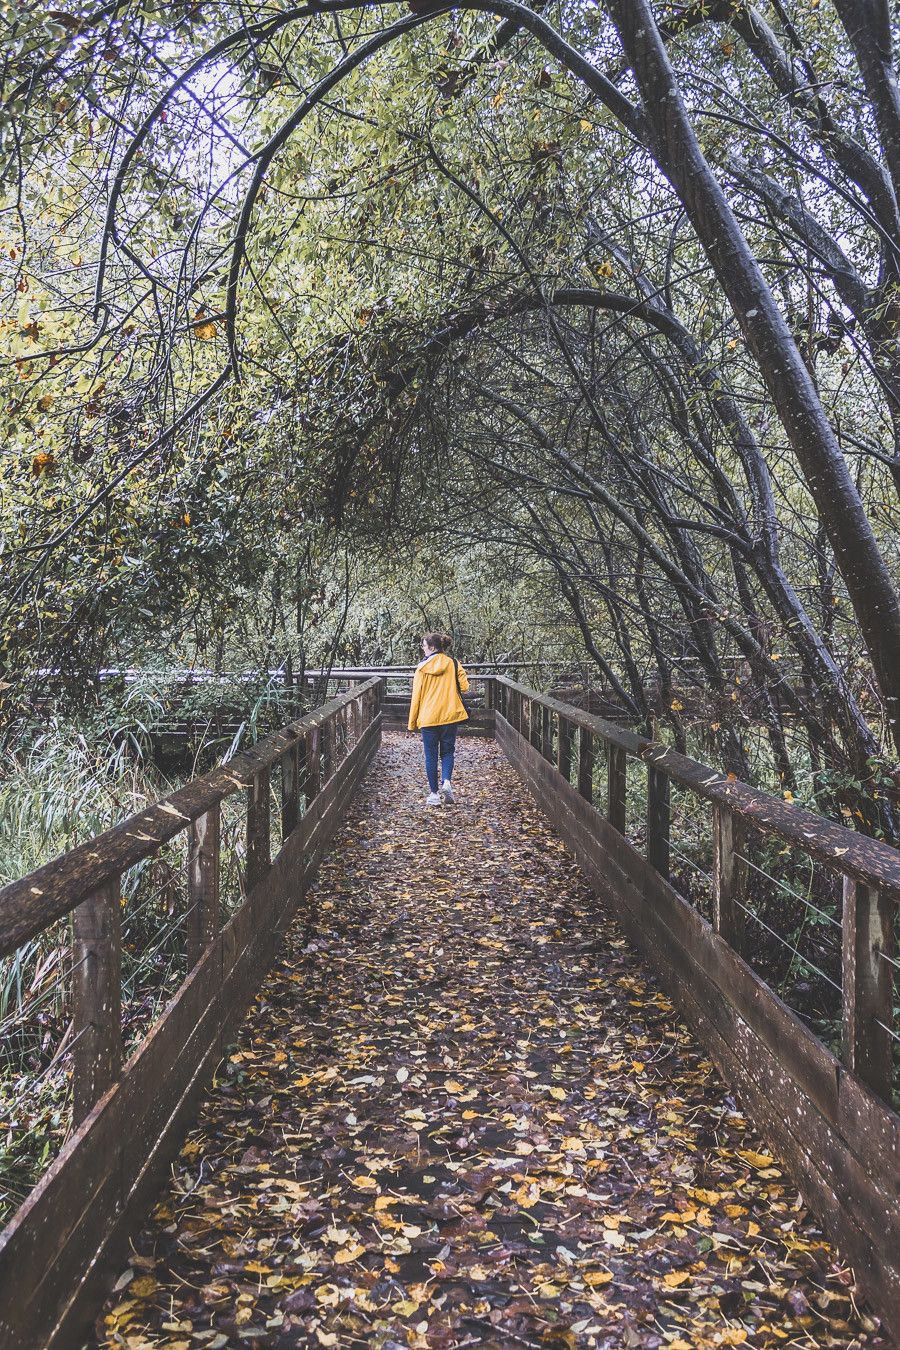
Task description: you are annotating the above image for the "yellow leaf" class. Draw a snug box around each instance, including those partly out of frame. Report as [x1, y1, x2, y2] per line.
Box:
[580, 119, 592, 131]
[661, 1270, 691, 1288]
[584, 1270, 613, 1287]
[513, 1182, 540, 1209]
[393, 1298, 421, 1316]
[193, 309, 217, 339]
[548, 1086, 566, 1100]
[444, 1080, 464, 1093]
[353, 1174, 378, 1190]
[737, 1149, 774, 1169]
[659, 1209, 696, 1224]
[333, 1244, 366, 1264]
[129, 1276, 158, 1298]
[374, 1196, 400, 1211]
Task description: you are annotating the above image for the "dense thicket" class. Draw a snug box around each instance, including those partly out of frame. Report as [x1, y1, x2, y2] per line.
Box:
[1, 0, 898, 829]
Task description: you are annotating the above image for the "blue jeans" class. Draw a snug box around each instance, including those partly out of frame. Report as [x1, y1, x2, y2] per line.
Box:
[421, 724, 458, 793]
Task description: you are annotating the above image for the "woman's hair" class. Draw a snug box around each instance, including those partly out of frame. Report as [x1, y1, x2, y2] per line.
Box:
[423, 631, 453, 652]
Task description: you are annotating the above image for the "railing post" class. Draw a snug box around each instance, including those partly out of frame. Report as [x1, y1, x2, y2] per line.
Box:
[187, 805, 220, 967]
[578, 727, 594, 802]
[712, 801, 745, 953]
[281, 742, 300, 837]
[246, 766, 271, 892]
[607, 743, 626, 832]
[542, 705, 553, 761]
[322, 716, 334, 782]
[71, 877, 122, 1125]
[306, 725, 321, 800]
[842, 878, 894, 1101]
[483, 677, 496, 712]
[647, 765, 670, 879]
[297, 729, 309, 808]
[557, 716, 573, 782]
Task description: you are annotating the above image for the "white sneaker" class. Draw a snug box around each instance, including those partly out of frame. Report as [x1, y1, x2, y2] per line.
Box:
[441, 780, 455, 804]
[426, 792, 443, 806]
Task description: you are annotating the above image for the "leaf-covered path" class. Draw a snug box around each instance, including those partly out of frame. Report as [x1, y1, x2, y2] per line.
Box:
[98, 735, 885, 1349]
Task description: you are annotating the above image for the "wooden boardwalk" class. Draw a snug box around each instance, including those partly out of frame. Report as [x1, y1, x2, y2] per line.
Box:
[93, 735, 886, 1348]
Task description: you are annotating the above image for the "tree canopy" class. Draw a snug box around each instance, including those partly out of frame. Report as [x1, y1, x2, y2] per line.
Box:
[2, 0, 899, 827]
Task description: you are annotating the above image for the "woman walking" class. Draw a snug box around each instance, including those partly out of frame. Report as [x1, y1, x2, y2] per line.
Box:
[407, 633, 469, 805]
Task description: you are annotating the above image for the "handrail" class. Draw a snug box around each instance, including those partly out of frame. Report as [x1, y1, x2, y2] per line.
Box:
[0, 679, 381, 960]
[497, 676, 900, 897]
[493, 677, 900, 1340]
[0, 675, 385, 1349]
[496, 675, 898, 1108]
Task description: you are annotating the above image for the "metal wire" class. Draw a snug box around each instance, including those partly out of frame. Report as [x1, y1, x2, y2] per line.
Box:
[0, 1024, 90, 1132]
[735, 851, 842, 931]
[0, 953, 89, 1040]
[878, 949, 900, 974]
[122, 901, 197, 995]
[735, 900, 842, 995]
[873, 1017, 900, 1045]
[669, 842, 713, 885]
[121, 868, 188, 930]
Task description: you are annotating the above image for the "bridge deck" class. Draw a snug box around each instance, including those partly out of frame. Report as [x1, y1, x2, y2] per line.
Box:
[94, 734, 883, 1348]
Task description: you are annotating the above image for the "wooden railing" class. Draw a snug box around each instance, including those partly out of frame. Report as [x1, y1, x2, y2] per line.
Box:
[0, 678, 383, 1350]
[493, 676, 900, 1340]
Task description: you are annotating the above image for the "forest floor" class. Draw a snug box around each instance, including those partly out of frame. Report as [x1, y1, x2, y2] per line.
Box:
[96, 734, 886, 1350]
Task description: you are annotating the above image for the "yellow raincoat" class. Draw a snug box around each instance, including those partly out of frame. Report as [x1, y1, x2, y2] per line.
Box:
[407, 652, 470, 730]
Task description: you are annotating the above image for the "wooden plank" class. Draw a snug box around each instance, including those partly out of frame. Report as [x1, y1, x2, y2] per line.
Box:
[577, 726, 594, 803]
[838, 1069, 900, 1201]
[607, 743, 626, 834]
[496, 714, 900, 1343]
[646, 765, 669, 878]
[557, 716, 573, 784]
[713, 802, 745, 955]
[0, 1085, 125, 1348]
[71, 879, 122, 1126]
[281, 741, 300, 838]
[187, 805, 219, 967]
[0, 705, 382, 1350]
[842, 878, 895, 1103]
[306, 725, 321, 801]
[245, 766, 270, 893]
[322, 717, 334, 783]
